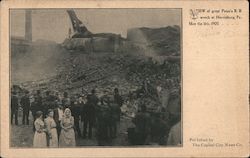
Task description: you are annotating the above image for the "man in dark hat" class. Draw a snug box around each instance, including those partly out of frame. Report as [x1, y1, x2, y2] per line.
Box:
[109, 99, 121, 138]
[130, 104, 151, 145]
[96, 95, 112, 145]
[113, 88, 123, 136]
[34, 90, 43, 112]
[89, 89, 99, 106]
[71, 96, 82, 137]
[20, 91, 30, 125]
[82, 94, 96, 139]
[150, 112, 169, 145]
[62, 92, 70, 110]
[11, 91, 19, 125]
[53, 102, 63, 138]
[113, 88, 123, 108]
[43, 91, 55, 117]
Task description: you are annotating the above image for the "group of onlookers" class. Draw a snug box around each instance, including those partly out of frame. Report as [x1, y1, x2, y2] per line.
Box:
[11, 88, 123, 147]
[11, 84, 181, 147]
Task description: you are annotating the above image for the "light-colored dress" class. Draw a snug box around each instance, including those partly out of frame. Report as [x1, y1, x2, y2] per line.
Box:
[45, 117, 58, 147]
[167, 121, 181, 146]
[33, 118, 47, 148]
[59, 116, 76, 147]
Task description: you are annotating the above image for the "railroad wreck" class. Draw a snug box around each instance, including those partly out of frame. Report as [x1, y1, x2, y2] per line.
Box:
[62, 10, 122, 52]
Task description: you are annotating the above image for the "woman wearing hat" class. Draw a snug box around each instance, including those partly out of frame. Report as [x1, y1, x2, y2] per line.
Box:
[33, 111, 47, 148]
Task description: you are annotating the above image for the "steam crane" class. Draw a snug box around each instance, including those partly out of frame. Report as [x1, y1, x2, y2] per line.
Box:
[63, 9, 121, 52]
[66, 10, 92, 38]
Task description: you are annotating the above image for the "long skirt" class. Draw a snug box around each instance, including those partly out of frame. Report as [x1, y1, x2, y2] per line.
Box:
[49, 128, 58, 147]
[59, 128, 76, 147]
[33, 131, 47, 148]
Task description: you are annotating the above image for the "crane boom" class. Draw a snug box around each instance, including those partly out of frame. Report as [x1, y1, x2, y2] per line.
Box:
[66, 9, 92, 37]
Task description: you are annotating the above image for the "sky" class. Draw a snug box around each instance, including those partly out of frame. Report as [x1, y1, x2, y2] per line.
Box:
[10, 9, 181, 43]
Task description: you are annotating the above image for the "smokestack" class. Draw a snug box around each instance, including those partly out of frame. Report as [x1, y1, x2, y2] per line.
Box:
[25, 10, 32, 42]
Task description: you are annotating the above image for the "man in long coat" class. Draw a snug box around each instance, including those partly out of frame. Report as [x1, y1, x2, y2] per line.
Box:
[20, 91, 30, 125]
[11, 92, 19, 125]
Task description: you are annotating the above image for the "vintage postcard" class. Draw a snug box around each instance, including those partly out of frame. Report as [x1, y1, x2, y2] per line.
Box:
[0, 0, 249, 157]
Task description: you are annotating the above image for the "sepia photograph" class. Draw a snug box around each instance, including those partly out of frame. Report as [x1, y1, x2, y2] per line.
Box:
[10, 8, 182, 148]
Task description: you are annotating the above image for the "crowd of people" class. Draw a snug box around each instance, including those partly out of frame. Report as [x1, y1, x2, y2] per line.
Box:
[11, 84, 181, 147]
[11, 88, 124, 147]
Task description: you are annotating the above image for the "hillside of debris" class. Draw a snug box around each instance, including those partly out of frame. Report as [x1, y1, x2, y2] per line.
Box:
[127, 25, 180, 56]
[13, 26, 181, 117]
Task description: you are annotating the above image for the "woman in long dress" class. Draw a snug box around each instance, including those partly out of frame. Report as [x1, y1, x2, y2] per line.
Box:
[33, 111, 47, 148]
[45, 109, 58, 147]
[167, 121, 181, 146]
[59, 108, 76, 147]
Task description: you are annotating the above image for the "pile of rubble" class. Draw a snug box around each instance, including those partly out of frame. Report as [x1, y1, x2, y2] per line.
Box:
[19, 43, 180, 119]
